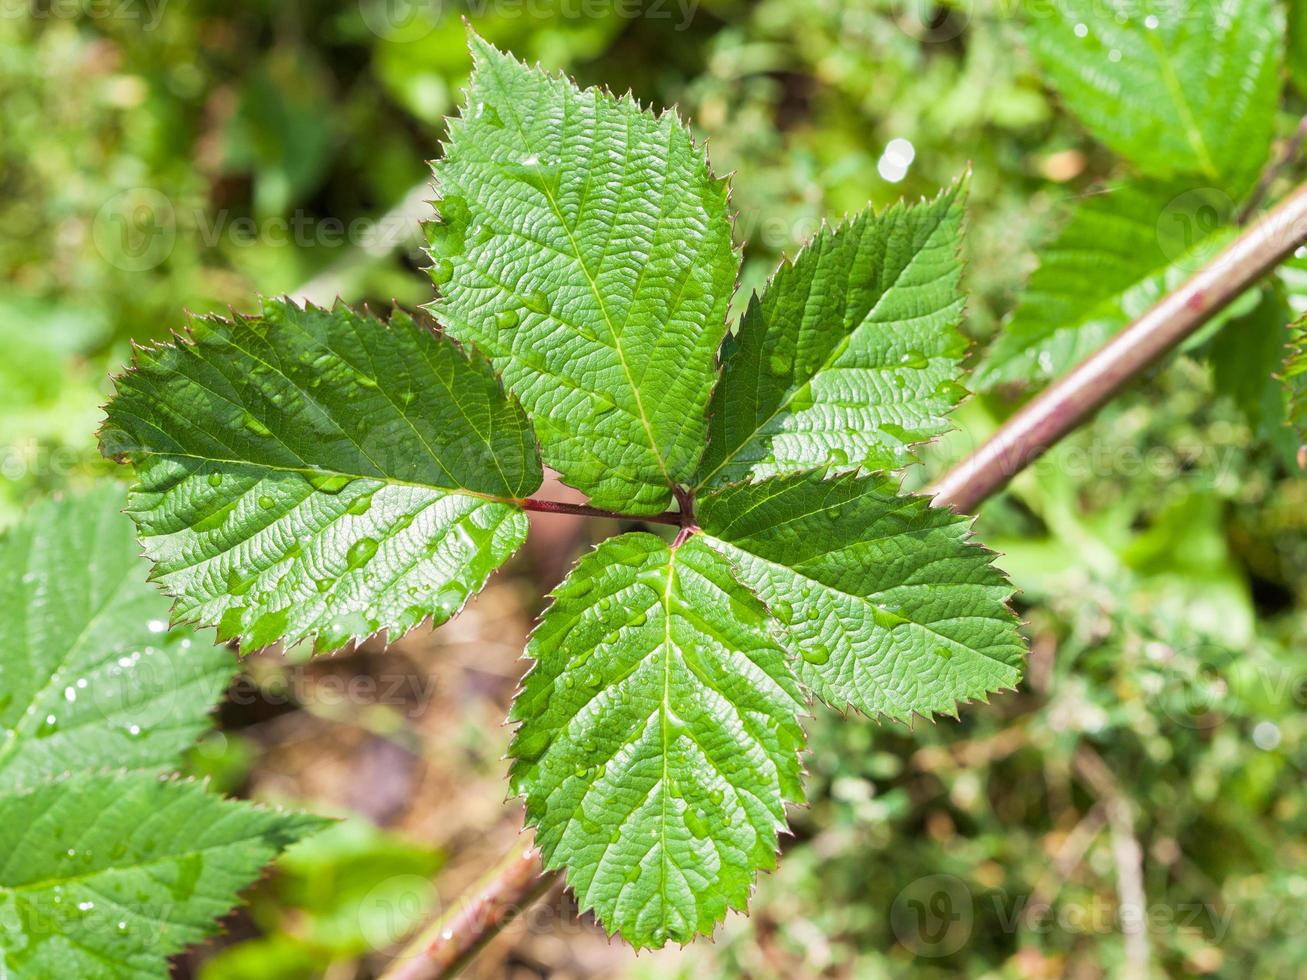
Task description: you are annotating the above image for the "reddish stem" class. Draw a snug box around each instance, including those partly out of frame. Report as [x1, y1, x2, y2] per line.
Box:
[517, 497, 681, 526]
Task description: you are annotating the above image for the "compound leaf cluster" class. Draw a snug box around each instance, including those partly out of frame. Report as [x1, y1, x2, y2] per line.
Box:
[0, 487, 326, 978]
[100, 31, 1025, 950]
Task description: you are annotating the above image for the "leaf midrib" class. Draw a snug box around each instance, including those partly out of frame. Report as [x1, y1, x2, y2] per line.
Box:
[486, 55, 676, 493]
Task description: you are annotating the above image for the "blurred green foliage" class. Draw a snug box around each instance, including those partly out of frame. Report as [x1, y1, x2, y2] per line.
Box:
[4, 0, 1307, 976]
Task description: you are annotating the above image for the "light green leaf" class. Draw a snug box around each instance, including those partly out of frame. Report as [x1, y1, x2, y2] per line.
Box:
[697, 182, 968, 491]
[975, 181, 1235, 389]
[99, 298, 541, 653]
[1291, 0, 1307, 96]
[1211, 289, 1295, 450]
[509, 533, 805, 948]
[1283, 317, 1307, 438]
[426, 31, 738, 515]
[1024, 0, 1282, 193]
[0, 772, 328, 979]
[0, 485, 235, 794]
[699, 472, 1024, 722]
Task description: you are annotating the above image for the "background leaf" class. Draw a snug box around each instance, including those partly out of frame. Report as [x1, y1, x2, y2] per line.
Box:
[0, 485, 235, 793]
[0, 772, 327, 979]
[1023, 0, 1282, 194]
[0, 487, 326, 978]
[699, 472, 1024, 722]
[697, 182, 968, 490]
[100, 299, 541, 653]
[509, 533, 806, 948]
[975, 181, 1236, 388]
[426, 32, 738, 514]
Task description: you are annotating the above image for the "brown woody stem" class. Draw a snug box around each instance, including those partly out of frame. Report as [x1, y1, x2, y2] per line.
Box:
[380, 843, 555, 980]
[929, 179, 1307, 513]
[380, 179, 1307, 979]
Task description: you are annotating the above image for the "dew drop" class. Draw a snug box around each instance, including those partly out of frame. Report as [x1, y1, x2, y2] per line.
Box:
[828, 448, 849, 468]
[707, 787, 724, 806]
[630, 610, 647, 627]
[934, 379, 968, 402]
[207, 472, 223, 488]
[307, 472, 353, 495]
[523, 291, 551, 315]
[125, 724, 145, 739]
[767, 350, 793, 376]
[935, 646, 954, 661]
[241, 413, 272, 438]
[346, 492, 375, 517]
[899, 350, 929, 369]
[345, 537, 379, 570]
[37, 714, 58, 738]
[258, 495, 275, 510]
[496, 309, 520, 329]
[802, 643, 831, 665]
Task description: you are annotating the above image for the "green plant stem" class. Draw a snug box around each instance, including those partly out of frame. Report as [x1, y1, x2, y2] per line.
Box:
[378, 178, 1307, 980]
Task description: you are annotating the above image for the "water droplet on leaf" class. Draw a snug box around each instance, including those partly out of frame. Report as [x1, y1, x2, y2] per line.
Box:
[802, 643, 831, 665]
[345, 537, 379, 570]
[899, 350, 929, 369]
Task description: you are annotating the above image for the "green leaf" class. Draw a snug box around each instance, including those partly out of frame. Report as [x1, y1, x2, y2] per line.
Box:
[0, 487, 325, 978]
[697, 182, 968, 491]
[426, 31, 738, 515]
[99, 299, 541, 653]
[1283, 317, 1307, 439]
[509, 533, 805, 948]
[1291, 0, 1307, 96]
[1211, 289, 1294, 448]
[0, 772, 328, 979]
[699, 472, 1025, 722]
[1023, 0, 1282, 193]
[0, 485, 235, 793]
[975, 181, 1235, 389]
